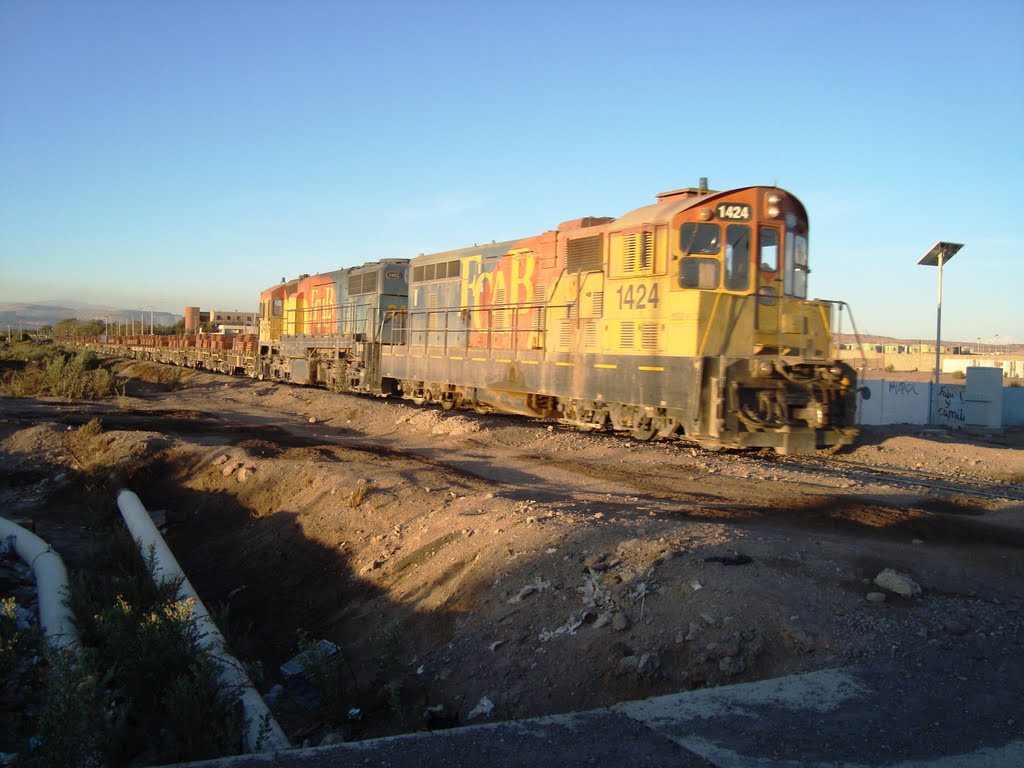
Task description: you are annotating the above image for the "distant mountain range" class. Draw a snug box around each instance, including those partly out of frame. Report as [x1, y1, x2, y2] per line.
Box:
[0, 301, 181, 329]
[834, 332, 1020, 351]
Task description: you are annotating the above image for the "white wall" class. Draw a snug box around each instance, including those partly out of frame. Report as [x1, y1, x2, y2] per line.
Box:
[857, 367, 1006, 428]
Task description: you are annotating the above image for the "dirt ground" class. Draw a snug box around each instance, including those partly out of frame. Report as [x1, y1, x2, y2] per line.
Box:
[2, 360, 1023, 746]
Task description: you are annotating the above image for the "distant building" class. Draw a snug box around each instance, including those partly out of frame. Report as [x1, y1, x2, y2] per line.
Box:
[184, 307, 256, 333]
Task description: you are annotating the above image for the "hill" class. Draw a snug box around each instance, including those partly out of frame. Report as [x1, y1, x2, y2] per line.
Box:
[0, 301, 180, 330]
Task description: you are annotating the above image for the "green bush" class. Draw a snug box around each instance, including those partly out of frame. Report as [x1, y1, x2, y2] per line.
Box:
[0, 348, 118, 399]
[36, 538, 244, 766]
[0, 340, 60, 364]
[159, 366, 186, 391]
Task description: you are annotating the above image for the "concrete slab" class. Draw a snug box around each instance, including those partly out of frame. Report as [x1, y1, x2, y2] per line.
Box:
[167, 637, 1024, 768]
[177, 709, 710, 768]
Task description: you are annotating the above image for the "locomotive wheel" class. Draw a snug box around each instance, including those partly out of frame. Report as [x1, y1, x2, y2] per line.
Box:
[440, 397, 455, 411]
[631, 422, 658, 441]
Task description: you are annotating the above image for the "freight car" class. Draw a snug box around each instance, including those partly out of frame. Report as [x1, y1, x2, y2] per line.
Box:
[82, 182, 858, 454]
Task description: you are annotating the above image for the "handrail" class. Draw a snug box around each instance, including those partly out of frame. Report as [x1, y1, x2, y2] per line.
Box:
[818, 299, 868, 372]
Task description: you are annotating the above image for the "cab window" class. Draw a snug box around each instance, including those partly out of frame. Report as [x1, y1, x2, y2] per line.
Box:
[759, 228, 779, 272]
[679, 258, 720, 289]
[725, 224, 750, 291]
[680, 223, 720, 254]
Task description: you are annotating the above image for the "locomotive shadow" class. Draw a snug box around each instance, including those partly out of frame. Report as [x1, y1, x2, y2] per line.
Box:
[660, 493, 1024, 549]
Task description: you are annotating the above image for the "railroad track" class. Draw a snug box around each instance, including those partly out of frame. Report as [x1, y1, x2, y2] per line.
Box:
[765, 453, 1024, 503]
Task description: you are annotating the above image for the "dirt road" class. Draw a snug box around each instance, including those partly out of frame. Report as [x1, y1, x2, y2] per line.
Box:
[2, 361, 1022, 744]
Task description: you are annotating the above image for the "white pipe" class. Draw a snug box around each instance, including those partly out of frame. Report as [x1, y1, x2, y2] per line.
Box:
[0, 516, 78, 652]
[115, 489, 290, 753]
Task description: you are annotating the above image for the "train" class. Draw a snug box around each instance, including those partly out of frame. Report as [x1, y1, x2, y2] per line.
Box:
[82, 182, 859, 454]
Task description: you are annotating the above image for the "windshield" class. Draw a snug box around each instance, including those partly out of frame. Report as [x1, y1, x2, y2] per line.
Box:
[783, 213, 808, 298]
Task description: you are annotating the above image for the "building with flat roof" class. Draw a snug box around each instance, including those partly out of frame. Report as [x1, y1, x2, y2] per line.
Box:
[184, 307, 256, 333]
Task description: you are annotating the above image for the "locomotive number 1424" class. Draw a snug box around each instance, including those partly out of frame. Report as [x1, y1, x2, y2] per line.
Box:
[616, 283, 660, 310]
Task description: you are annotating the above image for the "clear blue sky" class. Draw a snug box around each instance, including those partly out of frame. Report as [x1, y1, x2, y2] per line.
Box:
[1, 0, 1021, 343]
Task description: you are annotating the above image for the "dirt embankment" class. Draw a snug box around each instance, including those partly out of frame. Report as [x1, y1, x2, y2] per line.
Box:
[2, 361, 1022, 745]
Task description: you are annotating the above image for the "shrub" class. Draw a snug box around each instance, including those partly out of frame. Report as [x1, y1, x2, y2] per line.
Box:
[26, 648, 105, 768]
[159, 366, 186, 391]
[0, 340, 60, 364]
[0, 349, 120, 399]
[50, 536, 244, 765]
[348, 479, 372, 508]
[79, 418, 104, 438]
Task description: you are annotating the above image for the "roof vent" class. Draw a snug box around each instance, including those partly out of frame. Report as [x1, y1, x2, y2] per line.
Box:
[656, 181, 717, 202]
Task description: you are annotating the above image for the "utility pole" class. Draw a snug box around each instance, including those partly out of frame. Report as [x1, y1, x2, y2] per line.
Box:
[917, 241, 964, 425]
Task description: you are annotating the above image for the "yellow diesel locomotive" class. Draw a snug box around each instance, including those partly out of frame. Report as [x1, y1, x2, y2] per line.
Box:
[256, 181, 857, 454]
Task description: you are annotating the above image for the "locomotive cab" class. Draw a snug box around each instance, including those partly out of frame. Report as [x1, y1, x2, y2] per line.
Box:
[666, 187, 857, 452]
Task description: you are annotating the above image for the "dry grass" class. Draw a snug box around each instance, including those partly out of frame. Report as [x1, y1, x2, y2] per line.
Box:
[348, 479, 372, 508]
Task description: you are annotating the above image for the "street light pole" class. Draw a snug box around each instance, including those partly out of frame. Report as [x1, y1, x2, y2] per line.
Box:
[917, 241, 964, 424]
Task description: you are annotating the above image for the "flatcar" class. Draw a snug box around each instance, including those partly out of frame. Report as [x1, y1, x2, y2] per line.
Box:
[80, 182, 858, 454]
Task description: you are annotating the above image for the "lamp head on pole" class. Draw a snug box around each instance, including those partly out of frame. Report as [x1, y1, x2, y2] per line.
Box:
[917, 241, 964, 267]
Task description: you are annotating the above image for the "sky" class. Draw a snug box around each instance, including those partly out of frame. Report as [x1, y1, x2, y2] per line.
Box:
[1, 0, 1022, 343]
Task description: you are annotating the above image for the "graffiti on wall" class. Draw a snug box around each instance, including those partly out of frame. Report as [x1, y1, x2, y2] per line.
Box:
[933, 384, 966, 427]
[887, 381, 920, 397]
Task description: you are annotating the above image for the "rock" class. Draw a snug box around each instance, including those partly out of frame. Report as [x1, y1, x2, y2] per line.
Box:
[212, 454, 230, 466]
[943, 618, 970, 636]
[717, 635, 741, 658]
[616, 655, 639, 676]
[612, 612, 631, 631]
[237, 466, 254, 483]
[308, 416, 317, 424]
[467, 696, 494, 720]
[719, 656, 746, 676]
[264, 684, 284, 705]
[320, 731, 345, 746]
[594, 612, 613, 629]
[743, 634, 766, 658]
[610, 641, 634, 658]
[584, 553, 610, 572]
[866, 592, 887, 603]
[684, 621, 701, 641]
[637, 653, 661, 678]
[509, 577, 550, 603]
[780, 626, 814, 654]
[699, 612, 717, 626]
[689, 579, 703, 591]
[874, 568, 922, 597]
